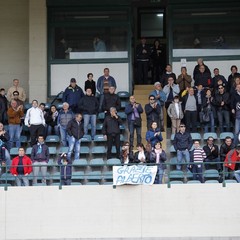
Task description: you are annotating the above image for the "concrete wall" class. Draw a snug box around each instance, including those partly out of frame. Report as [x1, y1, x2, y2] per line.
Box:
[0, 184, 240, 239]
[0, 0, 29, 98]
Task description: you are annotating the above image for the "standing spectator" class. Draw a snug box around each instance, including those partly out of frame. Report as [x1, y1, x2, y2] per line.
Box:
[212, 84, 231, 132]
[167, 95, 184, 134]
[173, 124, 193, 171]
[0, 140, 8, 175]
[57, 102, 74, 146]
[125, 95, 143, 149]
[203, 137, 221, 171]
[7, 100, 24, 148]
[151, 39, 165, 83]
[230, 84, 240, 144]
[176, 67, 192, 96]
[66, 113, 84, 160]
[84, 73, 96, 96]
[0, 124, 11, 171]
[194, 65, 212, 88]
[10, 147, 32, 186]
[145, 95, 161, 129]
[45, 105, 59, 135]
[211, 68, 227, 89]
[7, 79, 26, 102]
[62, 78, 84, 113]
[102, 86, 121, 115]
[102, 107, 122, 159]
[201, 89, 215, 133]
[134, 143, 150, 164]
[57, 153, 72, 186]
[78, 88, 99, 140]
[31, 135, 49, 185]
[97, 68, 116, 112]
[0, 88, 8, 124]
[135, 37, 151, 84]
[190, 140, 206, 183]
[24, 100, 45, 146]
[228, 65, 240, 91]
[220, 136, 235, 179]
[145, 121, 163, 148]
[193, 58, 211, 81]
[12, 91, 24, 108]
[149, 82, 166, 131]
[182, 87, 198, 132]
[150, 142, 167, 184]
[93, 36, 106, 52]
[161, 64, 177, 87]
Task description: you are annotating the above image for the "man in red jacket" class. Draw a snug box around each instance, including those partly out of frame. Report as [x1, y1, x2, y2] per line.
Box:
[10, 147, 32, 186]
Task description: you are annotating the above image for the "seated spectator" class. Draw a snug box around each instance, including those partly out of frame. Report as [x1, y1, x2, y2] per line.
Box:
[203, 136, 221, 171]
[212, 84, 230, 132]
[227, 65, 240, 92]
[31, 135, 50, 185]
[84, 73, 96, 96]
[57, 153, 72, 185]
[78, 88, 99, 140]
[230, 76, 240, 95]
[134, 143, 150, 164]
[167, 95, 184, 134]
[10, 147, 32, 186]
[57, 102, 74, 147]
[173, 123, 193, 171]
[145, 95, 161, 129]
[150, 142, 167, 184]
[220, 136, 235, 179]
[224, 144, 240, 181]
[45, 105, 59, 135]
[145, 121, 163, 148]
[190, 141, 206, 183]
[120, 141, 134, 165]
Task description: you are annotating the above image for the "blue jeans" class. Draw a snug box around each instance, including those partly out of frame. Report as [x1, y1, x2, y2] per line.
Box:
[204, 111, 215, 133]
[234, 170, 240, 182]
[59, 126, 68, 146]
[83, 114, 96, 139]
[47, 125, 59, 135]
[217, 109, 230, 132]
[8, 124, 21, 148]
[67, 135, 81, 160]
[177, 149, 190, 170]
[15, 175, 29, 186]
[128, 120, 142, 148]
[154, 166, 164, 184]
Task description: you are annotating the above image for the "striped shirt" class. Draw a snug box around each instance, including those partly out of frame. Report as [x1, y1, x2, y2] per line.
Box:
[193, 148, 206, 162]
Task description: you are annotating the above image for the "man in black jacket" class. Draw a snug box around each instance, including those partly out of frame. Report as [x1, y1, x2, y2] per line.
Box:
[78, 88, 99, 140]
[102, 107, 122, 159]
[67, 113, 84, 160]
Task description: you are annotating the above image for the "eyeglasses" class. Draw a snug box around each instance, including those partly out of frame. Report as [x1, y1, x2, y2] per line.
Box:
[150, 98, 155, 100]
[218, 87, 223, 89]
[13, 94, 19, 96]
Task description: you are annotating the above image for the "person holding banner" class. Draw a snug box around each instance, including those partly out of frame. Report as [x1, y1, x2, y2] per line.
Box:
[149, 142, 167, 184]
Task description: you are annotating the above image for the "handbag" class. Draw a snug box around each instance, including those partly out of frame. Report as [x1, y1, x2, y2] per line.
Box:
[134, 117, 141, 127]
[199, 109, 210, 123]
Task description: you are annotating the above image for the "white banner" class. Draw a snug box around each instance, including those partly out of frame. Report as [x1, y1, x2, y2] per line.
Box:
[113, 165, 158, 186]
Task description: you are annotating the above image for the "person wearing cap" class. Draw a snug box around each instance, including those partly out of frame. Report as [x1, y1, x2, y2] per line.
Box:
[62, 78, 84, 113]
[224, 144, 240, 181]
[149, 82, 166, 131]
[58, 153, 72, 185]
[167, 95, 184, 134]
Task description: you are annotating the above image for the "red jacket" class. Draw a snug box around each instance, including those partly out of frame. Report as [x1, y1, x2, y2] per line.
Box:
[224, 149, 240, 170]
[10, 155, 32, 175]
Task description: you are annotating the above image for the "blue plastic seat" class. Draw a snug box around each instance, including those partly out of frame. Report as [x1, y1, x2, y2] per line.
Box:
[92, 146, 106, 155]
[203, 132, 218, 141]
[85, 171, 102, 180]
[45, 135, 60, 144]
[219, 132, 234, 141]
[106, 158, 121, 166]
[117, 91, 130, 99]
[89, 158, 105, 167]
